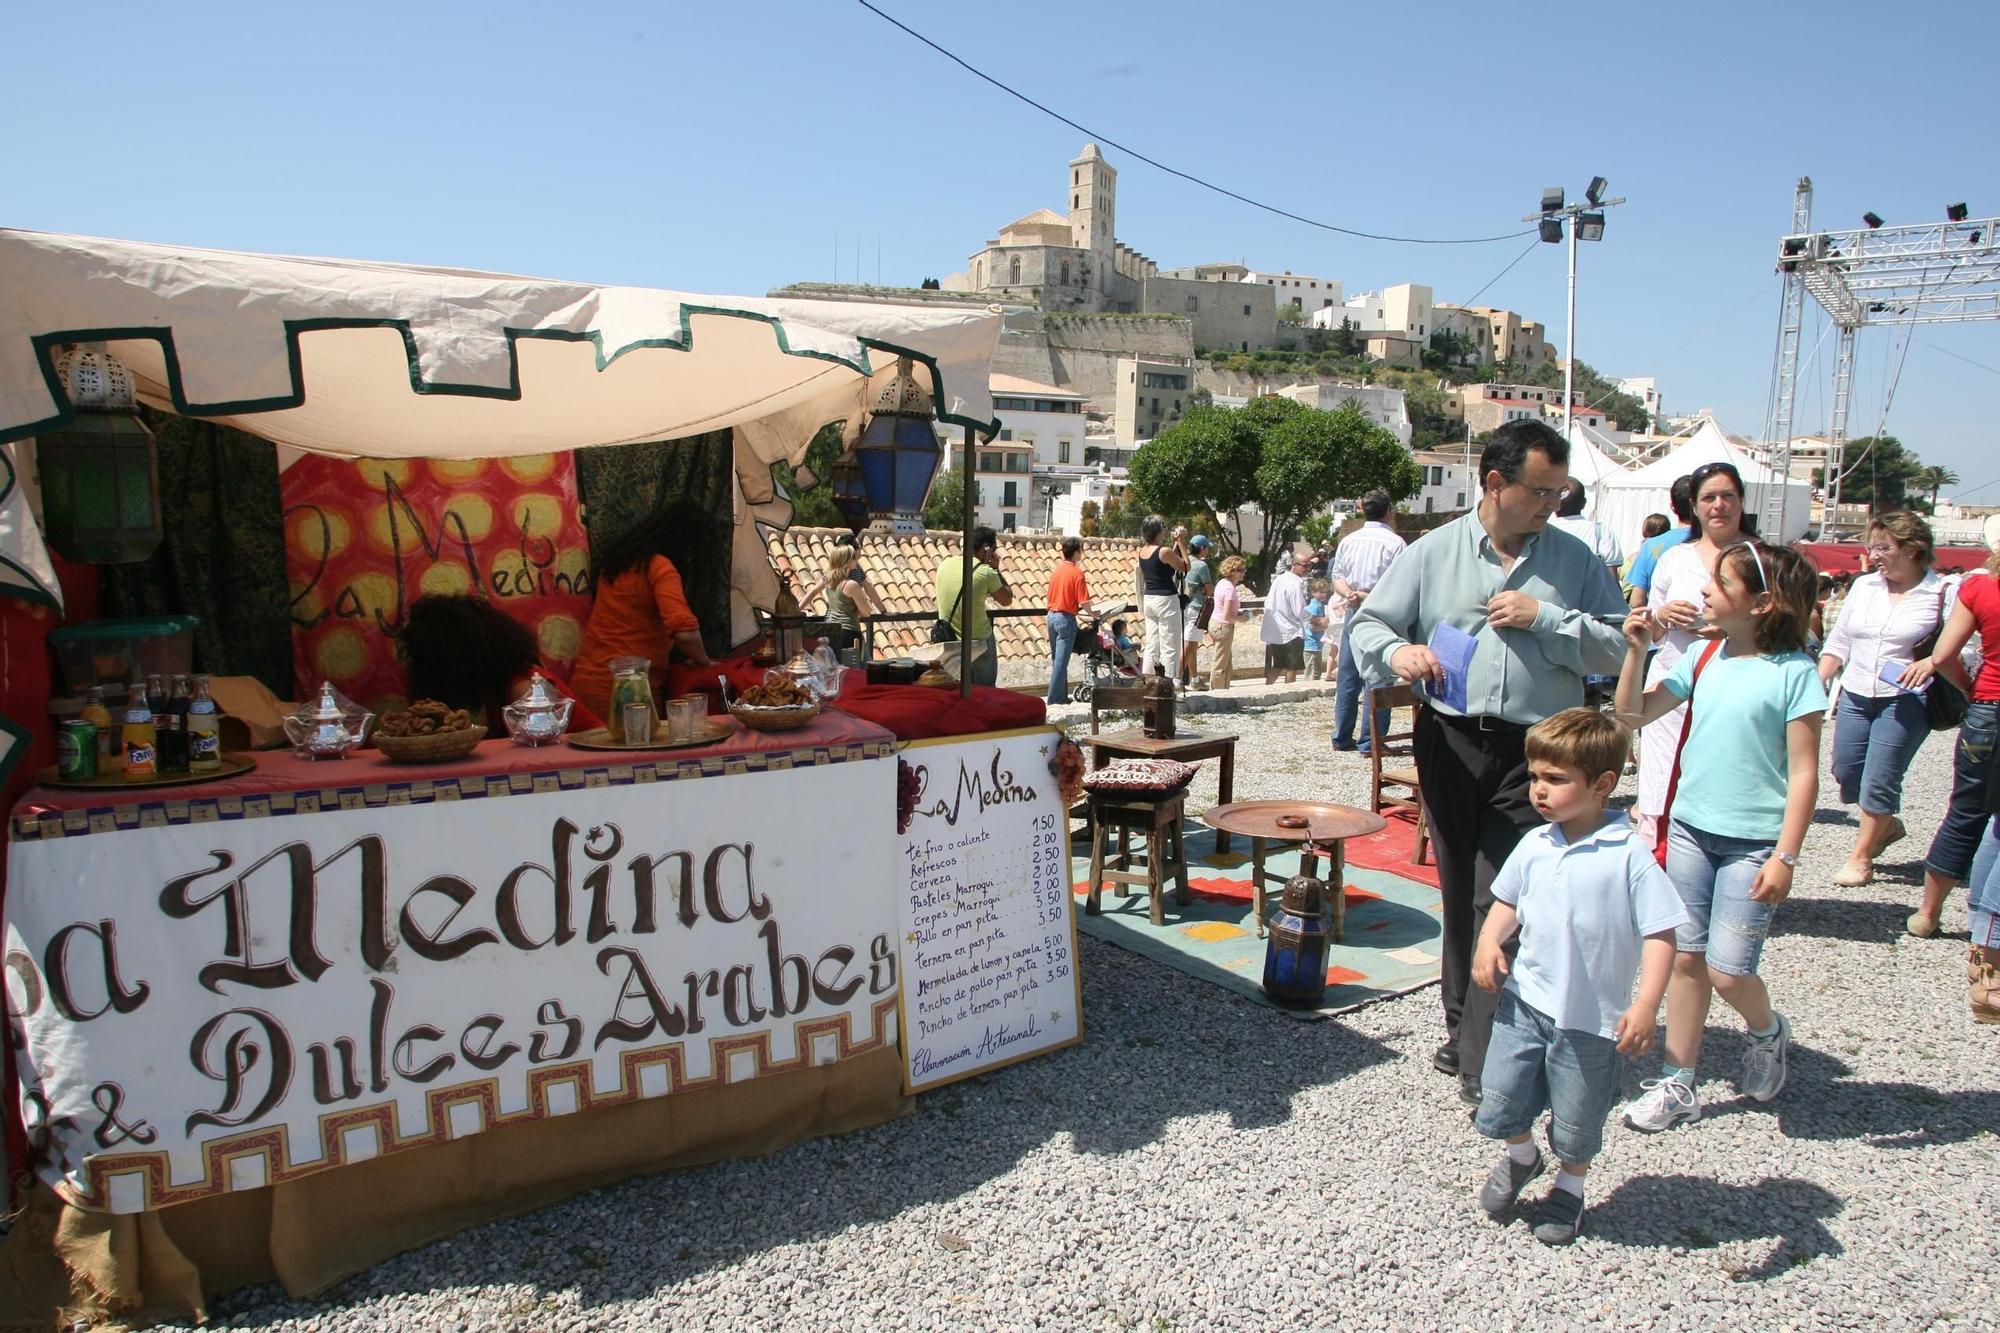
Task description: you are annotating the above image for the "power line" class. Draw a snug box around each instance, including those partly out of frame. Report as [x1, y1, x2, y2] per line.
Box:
[852, 0, 1538, 247]
[1919, 339, 2000, 378]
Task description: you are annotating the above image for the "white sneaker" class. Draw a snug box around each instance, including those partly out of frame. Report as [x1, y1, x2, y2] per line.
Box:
[1624, 1077, 1700, 1132]
[1739, 1013, 1792, 1103]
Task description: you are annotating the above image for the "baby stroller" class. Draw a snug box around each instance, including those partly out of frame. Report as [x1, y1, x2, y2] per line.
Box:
[1070, 603, 1141, 703]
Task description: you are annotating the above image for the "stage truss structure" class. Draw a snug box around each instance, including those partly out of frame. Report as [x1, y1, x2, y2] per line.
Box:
[1767, 178, 2000, 536]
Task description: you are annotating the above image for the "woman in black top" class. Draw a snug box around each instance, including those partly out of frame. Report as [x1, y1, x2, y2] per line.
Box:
[1134, 514, 1190, 676]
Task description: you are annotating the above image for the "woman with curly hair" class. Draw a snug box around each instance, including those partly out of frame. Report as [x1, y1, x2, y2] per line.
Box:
[570, 501, 717, 721]
[398, 595, 601, 732]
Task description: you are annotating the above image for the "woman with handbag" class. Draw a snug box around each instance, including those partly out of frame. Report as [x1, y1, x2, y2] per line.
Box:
[1817, 512, 1951, 887]
[1900, 549, 1997, 938]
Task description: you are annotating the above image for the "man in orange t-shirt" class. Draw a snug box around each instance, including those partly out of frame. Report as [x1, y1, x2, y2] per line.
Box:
[1046, 536, 1090, 704]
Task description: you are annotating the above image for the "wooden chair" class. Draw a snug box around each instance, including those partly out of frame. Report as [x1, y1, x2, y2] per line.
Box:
[1366, 683, 1431, 867]
[1087, 680, 1148, 735]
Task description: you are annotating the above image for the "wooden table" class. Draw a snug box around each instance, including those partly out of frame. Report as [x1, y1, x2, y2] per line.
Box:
[1079, 727, 1240, 851]
[1200, 799, 1387, 939]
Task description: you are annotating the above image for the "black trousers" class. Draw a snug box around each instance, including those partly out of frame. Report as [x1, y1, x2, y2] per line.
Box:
[1413, 709, 1543, 1082]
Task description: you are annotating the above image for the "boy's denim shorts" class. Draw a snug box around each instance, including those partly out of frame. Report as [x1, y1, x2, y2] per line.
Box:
[1476, 988, 1621, 1165]
[1664, 819, 1776, 977]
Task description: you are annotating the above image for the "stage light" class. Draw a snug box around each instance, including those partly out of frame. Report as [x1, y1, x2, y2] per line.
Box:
[1577, 212, 1605, 242]
[1539, 218, 1563, 244]
[1947, 202, 1970, 222]
[1863, 212, 1884, 229]
[1585, 176, 1607, 205]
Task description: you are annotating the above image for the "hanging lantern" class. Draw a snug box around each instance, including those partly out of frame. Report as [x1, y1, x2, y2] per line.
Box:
[830, 448, 869, 532]
[853, 357, 941, 534]
[36, 346, 163, 564]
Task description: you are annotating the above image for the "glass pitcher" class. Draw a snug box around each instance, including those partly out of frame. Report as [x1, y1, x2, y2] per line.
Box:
[608, 656, 656, 743]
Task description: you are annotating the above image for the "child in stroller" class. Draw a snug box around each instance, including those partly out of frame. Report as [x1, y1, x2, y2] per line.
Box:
[1070, 604, 1141, 702]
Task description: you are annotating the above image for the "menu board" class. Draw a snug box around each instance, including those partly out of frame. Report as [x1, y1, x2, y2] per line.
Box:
[896, 726, 1084, 1093]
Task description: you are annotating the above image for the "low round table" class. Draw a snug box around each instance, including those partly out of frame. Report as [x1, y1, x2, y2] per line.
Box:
[1200, 800, 1387, 939]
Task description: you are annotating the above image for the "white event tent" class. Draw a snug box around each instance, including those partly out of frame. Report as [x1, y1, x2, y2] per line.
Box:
[1593, 416, 1812, 552]
[0, 228, 1004, 635]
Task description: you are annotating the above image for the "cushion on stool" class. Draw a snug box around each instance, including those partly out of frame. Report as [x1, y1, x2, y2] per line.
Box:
[1082, 758, 1197, 794]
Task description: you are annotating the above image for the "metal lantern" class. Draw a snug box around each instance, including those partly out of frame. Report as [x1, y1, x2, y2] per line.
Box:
[853, 357, 941, 534]
[37, 346, 163, 564]
[830, 448, 869, 532]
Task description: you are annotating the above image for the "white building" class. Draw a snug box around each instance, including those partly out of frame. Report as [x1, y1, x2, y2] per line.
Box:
[1114, 356, 1194, 444]
[938, 434, 1036, 533]
[1048, 470, 1133, 537]
[1615, 375, 1663, 427]
[1247, 270, 1344, 317]
[1274, 382, 1413, 446]
[1410, 449, 1476, 515]
[991, 373, 1088, 468]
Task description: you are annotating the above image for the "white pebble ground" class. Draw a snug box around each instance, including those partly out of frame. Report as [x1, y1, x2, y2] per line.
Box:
[180, 695, 1998, 1332]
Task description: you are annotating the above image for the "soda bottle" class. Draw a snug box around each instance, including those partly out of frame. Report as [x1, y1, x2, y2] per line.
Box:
[158, 673, 191, 773]
[187, 674, 223, 772]
[79, 685, 118, 773]
[121, 682, 157, 777]
[145, 673, 168, 718]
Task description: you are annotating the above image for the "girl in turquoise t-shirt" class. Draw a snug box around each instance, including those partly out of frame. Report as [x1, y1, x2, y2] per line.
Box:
[1611, 541, 1826, 1133]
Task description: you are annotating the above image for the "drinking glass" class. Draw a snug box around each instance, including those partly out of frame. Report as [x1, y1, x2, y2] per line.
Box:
[621, 701, 654, 745]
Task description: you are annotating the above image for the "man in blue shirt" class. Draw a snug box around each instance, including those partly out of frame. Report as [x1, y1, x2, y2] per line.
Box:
[1624, 475, 1694, 608]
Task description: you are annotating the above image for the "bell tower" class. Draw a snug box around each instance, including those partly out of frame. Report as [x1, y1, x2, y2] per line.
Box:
[1068, 143, 1115, 275]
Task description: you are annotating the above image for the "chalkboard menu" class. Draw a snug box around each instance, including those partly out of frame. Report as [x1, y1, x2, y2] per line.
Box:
[896, 726, 1084, 1093]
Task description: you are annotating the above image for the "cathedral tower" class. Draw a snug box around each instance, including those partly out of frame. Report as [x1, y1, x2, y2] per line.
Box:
[1068, 143, 1115, 271]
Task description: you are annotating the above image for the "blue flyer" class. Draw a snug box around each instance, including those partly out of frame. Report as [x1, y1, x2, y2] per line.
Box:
[1426, 622, 1477, 712]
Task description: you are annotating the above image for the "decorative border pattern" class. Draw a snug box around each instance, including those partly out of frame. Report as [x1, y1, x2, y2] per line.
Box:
[60, 994, 900, 1213]
[11, 737, 894, 842]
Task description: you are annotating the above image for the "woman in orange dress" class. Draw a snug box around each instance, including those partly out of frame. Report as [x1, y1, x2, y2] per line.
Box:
[570, 509, 716, 722]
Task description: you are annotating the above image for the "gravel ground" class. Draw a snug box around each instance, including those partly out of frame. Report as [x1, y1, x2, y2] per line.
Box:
[181, 697, 1998, 1333]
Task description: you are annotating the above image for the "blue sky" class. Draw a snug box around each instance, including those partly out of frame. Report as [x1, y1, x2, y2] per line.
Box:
[6, 1, 1996, 496]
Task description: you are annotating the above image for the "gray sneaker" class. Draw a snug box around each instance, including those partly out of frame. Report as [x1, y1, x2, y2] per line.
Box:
[1477, 1147, 1545, 1216]
[1528, 1185, 1586, 1245]
[1739, 1013, 1792, 1102]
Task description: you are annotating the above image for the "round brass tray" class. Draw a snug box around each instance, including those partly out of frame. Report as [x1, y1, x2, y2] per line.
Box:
[567, 718, 735, 751]
[38, 753, 257, 790]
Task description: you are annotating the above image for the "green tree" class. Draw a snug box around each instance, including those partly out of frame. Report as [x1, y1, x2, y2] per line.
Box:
[772, 421, 848, 528]
[1097, 492, 1143, 538]
[1079, 499, 1101, 537]
[1127, 396, 1420, 580]
[1300, 512, 1336, 548]
[1820, 436, 1930, 513]
[1278, 300, 1305, 324]
[922, 464, 968, 531]
[1519, 359, 1650, 432]
[1329, 317, 1360, 358]
[1915, 464, 1962, 510]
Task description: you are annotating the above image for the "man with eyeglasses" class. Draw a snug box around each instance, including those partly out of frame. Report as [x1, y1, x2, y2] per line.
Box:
[1349, 419, 1629, 1108]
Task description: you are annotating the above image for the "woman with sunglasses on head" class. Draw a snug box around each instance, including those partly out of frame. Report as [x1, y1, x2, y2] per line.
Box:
[1615, 541, 1825, 1128]
[1631, 462, 1756, 850]
[1816, 512, 1949, 889]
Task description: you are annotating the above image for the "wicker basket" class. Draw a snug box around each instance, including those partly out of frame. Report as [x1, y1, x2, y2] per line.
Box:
[374, 724, 487, 763]
[728, 702, 821, 732]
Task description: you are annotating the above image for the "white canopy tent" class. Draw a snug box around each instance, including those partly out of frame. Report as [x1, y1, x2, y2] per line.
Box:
[1593, 416, 1812, 553]
[0, 228, 1004, 635]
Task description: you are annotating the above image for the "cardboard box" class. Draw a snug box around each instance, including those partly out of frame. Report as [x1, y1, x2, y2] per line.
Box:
[207, 676, 298, 751]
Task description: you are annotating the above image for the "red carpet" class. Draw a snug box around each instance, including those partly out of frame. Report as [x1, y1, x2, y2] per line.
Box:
[1341, 809, 1440, 889]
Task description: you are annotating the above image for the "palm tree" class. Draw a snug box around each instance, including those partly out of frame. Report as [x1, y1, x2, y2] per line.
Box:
[1916, 464, 1961, 510]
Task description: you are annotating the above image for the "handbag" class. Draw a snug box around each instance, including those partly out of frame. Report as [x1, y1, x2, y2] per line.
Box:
[1655, 639, 1723, 869]
[929, 585, 965, 644]
[1913, 597, 1969, 732]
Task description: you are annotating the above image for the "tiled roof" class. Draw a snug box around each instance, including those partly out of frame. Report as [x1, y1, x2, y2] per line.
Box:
[768, 527, 1144, 662]
[990, 373, 1084, 399]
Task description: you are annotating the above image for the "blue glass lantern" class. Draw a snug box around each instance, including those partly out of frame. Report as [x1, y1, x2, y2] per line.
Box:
[854, 358, 941, 534]
[37, 346, 163, 564]
[830, 449, 869, 532]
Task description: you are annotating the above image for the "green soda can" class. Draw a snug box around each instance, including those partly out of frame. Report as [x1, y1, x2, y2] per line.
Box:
[58, 718, 99, 780]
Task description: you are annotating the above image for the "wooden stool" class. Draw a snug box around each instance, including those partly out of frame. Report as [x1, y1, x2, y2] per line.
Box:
[1084, 789, 1192, 926]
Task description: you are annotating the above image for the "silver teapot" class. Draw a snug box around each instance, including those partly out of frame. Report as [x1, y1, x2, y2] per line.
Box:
[283, 681, 375, 760]
[503, 671, 574, 746]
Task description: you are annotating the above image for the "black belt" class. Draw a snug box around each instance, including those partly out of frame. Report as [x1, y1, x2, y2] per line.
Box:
[1432, 710, 1528, 736]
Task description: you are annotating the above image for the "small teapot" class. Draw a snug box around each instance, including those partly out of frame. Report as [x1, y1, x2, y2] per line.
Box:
[283, 681, 374, 760]
[503, 671, 574, 746]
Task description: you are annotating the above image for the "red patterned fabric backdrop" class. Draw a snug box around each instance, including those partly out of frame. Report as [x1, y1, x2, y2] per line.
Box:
[282, 455, 592, 710]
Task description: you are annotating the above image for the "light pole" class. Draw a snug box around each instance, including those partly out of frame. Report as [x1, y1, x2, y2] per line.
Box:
[1525, 178, 1626, 438]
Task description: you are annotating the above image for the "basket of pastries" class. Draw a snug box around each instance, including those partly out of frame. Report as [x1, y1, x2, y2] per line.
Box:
[374, 700, 487, 762]
[727, 675, 822, 731]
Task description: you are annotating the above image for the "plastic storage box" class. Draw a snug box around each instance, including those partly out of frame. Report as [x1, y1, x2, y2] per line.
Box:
[48, 616, 200, 695]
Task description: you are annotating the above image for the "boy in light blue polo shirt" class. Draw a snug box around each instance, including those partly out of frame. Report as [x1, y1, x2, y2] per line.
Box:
[1469, 708, 1686, 1245]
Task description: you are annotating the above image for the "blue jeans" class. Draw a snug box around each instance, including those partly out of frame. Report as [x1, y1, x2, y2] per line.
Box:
[1332, 615, 1388, 749]
[1665, 820, 1776, 978]
[1831, 690, 1930, 816]
[1476, 988, 1620, 1164]
[1926, 699, 1998, 882]
[1046, 612, 1078, 704]
[1968, 819, 2000, 949]
[970, 636, 998, 688]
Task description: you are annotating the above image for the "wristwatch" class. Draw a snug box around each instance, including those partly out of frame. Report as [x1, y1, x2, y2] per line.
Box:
[1773, 851, 1799, 868]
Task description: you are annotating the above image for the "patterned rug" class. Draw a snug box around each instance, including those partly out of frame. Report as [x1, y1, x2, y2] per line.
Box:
[1072, 820, 1442, 1019]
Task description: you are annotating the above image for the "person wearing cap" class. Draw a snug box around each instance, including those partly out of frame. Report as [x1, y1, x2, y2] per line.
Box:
[1180, 535, 1216, 689]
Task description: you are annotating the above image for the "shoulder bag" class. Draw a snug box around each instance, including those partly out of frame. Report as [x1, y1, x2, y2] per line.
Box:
[1655, 639, 1723, 869]
[1913, 590, 1969, 732]
[929, 585, 965, 644]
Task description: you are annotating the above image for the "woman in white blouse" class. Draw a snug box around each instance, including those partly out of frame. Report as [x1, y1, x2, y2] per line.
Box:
[1817, 511, 1948, 886]
[1633, 461, 1753, 849]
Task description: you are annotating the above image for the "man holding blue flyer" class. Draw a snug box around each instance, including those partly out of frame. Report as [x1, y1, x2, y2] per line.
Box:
[1348, 420, 1628, 1107]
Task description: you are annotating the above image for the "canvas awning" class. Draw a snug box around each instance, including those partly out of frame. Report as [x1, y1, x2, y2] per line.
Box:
[0, 228, 1004, 630]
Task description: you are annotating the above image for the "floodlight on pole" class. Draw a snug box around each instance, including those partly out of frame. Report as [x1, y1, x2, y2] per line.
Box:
[1538, 218, 1564, 244]
[1577, 212, 1606, 242]
[1947, 202, 1970, 222]
[1540, 187, 1565, 214]
[1586, 176, 1608, 205]
[1522, 179, 1627, 439]
[1863, 211, 1885, 229]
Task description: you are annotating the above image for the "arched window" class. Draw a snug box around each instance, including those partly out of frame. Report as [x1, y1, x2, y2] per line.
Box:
[1009, 256, 1021, 284]
[1060, 260, 1071, 286]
